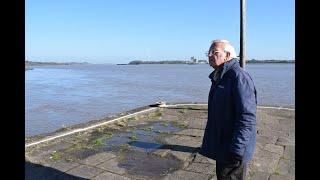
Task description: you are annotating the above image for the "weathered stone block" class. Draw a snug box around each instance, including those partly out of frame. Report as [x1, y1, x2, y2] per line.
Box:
[97, 158, 127, 175]
[264, 144, 284, 155]
[193, 153, 216, 165]
[163, 169, 210, 180]
[186, 120, 207, 130]
[67, 165, 104, 179]
[284, 145, 295, 160]
[175, 136, 202, 148]
[152, 149, 170, 157]
[251, 148, 281, 173]
[249, 171, 270, 180]
[165, 135, 183, 145]
[49, 161, 80, 172]
[94, 171, 131, 180]
[256, 135, 278, 145]
[269, 174, 294, 180]
[79, 152, 116, 166]
[275, 137, 295, 146]
[169, 151, 192, 162]
[184, 162, 215, 175]
[278, 159, 295, 176]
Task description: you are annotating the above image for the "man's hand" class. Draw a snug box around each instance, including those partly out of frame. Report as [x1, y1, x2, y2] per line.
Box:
[228, 152, 242, 166]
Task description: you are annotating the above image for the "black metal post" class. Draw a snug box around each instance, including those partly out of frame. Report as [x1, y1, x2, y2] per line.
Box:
[240, 0, 246, 69]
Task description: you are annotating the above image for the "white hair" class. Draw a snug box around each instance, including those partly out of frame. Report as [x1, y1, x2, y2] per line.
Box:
[211, 39, 237, 59]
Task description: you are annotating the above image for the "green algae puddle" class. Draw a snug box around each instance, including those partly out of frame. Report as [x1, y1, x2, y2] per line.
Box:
[58, 120, 185, 161]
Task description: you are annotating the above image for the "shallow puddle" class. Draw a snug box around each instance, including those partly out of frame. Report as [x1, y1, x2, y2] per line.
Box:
[103, 121, 182, 152]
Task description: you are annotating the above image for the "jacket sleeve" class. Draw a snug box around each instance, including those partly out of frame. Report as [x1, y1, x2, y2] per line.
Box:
[229, 71, 257, 158]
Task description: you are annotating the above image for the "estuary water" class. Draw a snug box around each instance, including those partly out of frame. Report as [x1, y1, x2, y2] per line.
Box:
[25, 63, 294, 137]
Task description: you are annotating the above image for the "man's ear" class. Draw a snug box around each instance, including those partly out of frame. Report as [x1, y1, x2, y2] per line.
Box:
[225, 51, 231, 60]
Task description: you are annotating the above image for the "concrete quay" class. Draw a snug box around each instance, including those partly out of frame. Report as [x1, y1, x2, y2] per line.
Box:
[25, 103, 295, 180]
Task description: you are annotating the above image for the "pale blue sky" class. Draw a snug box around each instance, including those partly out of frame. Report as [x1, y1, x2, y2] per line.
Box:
[26, 0, 295, 64]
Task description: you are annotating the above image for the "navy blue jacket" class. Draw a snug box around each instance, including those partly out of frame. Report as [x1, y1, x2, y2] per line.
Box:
[200, 58, 257, 163]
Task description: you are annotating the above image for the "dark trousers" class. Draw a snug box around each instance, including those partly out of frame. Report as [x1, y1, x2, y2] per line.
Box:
[216, 160, 247, 180]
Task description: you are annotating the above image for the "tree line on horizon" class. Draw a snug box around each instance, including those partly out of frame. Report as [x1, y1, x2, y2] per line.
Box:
[25, 60, 89, 66]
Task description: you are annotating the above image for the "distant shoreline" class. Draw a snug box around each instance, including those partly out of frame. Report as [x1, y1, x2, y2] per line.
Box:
[25, 61, 89, 70]
[125, 59, 295, 65]
[246, 60, 295, 64]
[24, 60, 295, 69]
[25, 61, 89, 66]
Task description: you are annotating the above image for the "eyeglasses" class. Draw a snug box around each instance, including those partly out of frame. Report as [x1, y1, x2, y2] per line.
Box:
[205, 50, 224, 57]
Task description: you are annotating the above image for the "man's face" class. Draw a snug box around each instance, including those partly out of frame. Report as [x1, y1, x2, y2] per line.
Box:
[208, 42, 228, 69]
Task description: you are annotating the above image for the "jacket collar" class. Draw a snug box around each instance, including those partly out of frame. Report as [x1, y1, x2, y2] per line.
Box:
[209, 58, 239, 81]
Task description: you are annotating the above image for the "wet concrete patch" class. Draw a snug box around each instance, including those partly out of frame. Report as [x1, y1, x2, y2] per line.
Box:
[118, 149, 183, 179]
[96, 121, 183, 153]
[151, 122, 182, 133]
[129, 141, 164, 152]
[57, 121, 185, 161]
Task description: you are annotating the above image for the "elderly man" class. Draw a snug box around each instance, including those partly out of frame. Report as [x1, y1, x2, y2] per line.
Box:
[200, 39, 257, 180]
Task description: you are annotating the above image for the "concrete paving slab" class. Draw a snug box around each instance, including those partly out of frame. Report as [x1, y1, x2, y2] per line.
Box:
[79, 152, 116, 166]
[184, 162, 215, 175]
[66, 165, 104, 179]
[278, 159, 295, 177]
[284, 145, 295, 160]
[249, 171, 270, 180]
[93, 171, 131, 180]
[97, 158, 127, 175]
[163, 169, 210, 180]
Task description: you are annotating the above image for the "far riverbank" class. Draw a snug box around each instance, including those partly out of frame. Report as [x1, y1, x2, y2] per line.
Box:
[25, 61, 89, 71]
